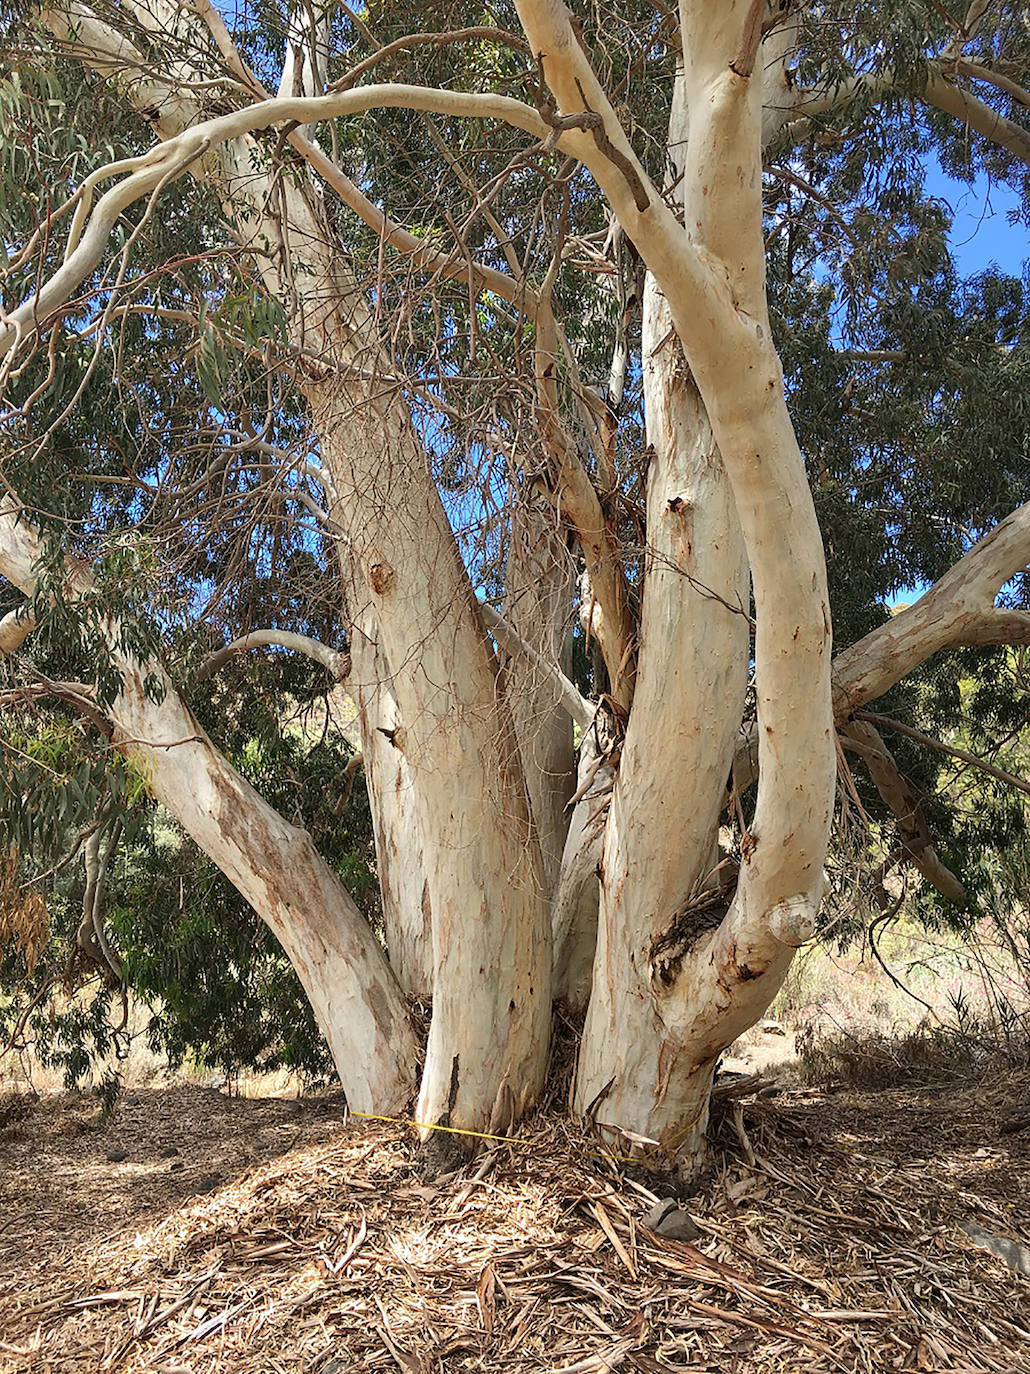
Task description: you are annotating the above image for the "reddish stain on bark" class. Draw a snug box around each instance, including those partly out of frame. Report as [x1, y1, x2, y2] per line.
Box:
[655, 1038, 675, 1104]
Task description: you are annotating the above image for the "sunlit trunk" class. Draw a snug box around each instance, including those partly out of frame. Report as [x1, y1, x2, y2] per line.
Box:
[512, 2, 836, 1170]
[573, 260, 749, 1165]
[315, 391, 552, 1138]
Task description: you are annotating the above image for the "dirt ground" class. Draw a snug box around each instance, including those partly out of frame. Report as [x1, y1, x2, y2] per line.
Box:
[0, 1072, 1028, 1374]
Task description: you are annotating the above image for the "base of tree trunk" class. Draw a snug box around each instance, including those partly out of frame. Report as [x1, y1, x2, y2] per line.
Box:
[414, 1126, 472, 1180]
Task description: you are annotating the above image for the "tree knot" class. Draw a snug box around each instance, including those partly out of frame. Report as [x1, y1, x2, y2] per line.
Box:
[767, 894, 816, 948]
[368, 560, 396, 596]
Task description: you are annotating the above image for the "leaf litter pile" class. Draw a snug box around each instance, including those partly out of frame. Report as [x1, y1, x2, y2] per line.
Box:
[0, 1072, 1028, 1373]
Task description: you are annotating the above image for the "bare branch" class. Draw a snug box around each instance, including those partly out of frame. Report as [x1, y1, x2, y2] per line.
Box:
[787, 64, 1030, 169]
[942, 0, 992, 61]
[729, 0, 765, 79]
[195, 629, 350, 683]
[857, 710, 1030, 800]
[479, 601, 593, 730]
[833, 501, 1030, 717]
[954, 59, 1030, 111]
[840, 718, 966, 904]
[735, 501, 1030, 791]
[327, 26, 531, 92]
[923, 67, 1030, 168]
[0, 75, 570, 362]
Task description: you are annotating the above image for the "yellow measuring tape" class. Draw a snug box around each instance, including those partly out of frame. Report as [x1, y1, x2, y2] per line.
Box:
[350, 1105, 708, 1167]
[351, 1111, 523, 1146]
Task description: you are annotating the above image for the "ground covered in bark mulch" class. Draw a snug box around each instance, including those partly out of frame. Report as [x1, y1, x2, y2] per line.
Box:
[0, 1073, 1028, 1373]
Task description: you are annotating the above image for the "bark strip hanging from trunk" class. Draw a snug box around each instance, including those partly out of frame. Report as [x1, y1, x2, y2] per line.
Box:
[499, 497, 577, 892]
[551, 731, 611, 1010]
[533, 297, 637, 707]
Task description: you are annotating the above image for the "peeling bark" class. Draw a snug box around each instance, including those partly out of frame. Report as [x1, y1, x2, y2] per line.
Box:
[501, 497, 577, 892]
[551, 732, 611, 1010]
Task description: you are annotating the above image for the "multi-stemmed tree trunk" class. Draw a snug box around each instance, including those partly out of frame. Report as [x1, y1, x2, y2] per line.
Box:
[522, 3, 834, 1166]
[22, 0, 555, 1137]
[5, 0, 1030, 1172]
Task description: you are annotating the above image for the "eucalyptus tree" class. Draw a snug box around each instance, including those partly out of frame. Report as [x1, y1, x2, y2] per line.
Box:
[3, 0, 1030, 1173]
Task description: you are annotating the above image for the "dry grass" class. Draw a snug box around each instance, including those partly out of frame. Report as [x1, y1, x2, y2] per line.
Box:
[1, 1072, 1028, 1373]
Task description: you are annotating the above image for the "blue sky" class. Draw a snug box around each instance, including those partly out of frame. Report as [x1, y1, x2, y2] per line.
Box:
[925, 161, 1026, 279]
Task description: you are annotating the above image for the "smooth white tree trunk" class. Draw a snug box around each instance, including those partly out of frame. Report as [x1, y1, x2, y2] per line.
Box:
[346, 586, 432, 997]
[314, 391, 551, 1137]
[573, 258, 749, 1160]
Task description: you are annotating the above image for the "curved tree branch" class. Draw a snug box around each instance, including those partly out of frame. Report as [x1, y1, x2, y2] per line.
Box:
[787, 63, 1030, 170]
[195, 629, 350, 683]
[183, 0, 545, 319]
[0, 80, 562, 362]
[833, 500, 1030, 717]
[735, 500, 1030, 790]
[75, 818, 124, 981]
[0, 492, 418, 1111]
